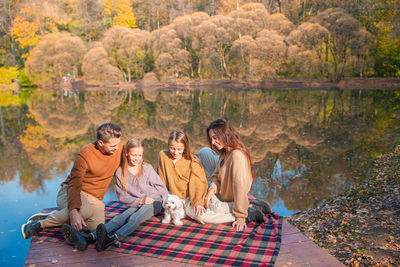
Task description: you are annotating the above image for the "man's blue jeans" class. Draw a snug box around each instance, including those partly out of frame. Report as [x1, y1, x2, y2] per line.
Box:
[104, 198, 162, 240]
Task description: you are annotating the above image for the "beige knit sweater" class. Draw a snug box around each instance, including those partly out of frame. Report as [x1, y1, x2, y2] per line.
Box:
[209, 149, 252, 223]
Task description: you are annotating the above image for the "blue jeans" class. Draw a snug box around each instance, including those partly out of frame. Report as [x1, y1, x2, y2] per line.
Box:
[104, 198, 162, 240]
[198, 147, 219, 176]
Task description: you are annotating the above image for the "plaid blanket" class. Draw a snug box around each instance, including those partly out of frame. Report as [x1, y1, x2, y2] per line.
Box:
[36, 201, 282, 266]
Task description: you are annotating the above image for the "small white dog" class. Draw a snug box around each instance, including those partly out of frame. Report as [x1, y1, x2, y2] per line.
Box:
[162, 194, 185, 226]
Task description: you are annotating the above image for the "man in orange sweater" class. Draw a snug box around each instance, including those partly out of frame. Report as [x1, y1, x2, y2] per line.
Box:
[21, 123, 123, 250]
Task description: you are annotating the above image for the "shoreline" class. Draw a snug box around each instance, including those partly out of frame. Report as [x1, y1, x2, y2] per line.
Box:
[286, 146, 400, 266]
[41, 78, 400, 91]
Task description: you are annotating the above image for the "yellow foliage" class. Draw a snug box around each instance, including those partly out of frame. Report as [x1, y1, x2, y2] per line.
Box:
[104, 0, 137, 28]
[10, 16, 40, 49]
[11, 4, 61, 51]
[20, 124, 49, 154]
[0, 67, 19, 84]
[0, 91, 22, 106]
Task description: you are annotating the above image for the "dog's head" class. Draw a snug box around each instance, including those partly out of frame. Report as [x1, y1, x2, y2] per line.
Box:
[163, 194, 183, 211]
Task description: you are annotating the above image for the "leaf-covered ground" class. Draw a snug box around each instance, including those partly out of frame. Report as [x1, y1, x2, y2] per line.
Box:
[287, 146, 400, 266]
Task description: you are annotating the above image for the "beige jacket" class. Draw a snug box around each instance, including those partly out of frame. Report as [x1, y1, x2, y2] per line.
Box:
[209, 150, 252, 223]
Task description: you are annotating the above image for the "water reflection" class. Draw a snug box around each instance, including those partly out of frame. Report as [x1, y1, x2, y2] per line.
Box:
[1, 88, 399, 213]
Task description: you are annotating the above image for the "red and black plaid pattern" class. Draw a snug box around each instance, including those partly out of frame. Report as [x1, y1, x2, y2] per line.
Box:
[35, 201, 282, 266]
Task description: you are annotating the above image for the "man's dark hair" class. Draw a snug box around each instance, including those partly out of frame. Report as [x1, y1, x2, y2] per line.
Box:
[96, 123, 122, 142]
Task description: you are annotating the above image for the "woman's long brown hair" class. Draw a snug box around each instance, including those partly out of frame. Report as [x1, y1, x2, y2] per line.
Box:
[121, 138, 144, 191]
[206, 118, 255, 180]
[168, 130, 193, 161]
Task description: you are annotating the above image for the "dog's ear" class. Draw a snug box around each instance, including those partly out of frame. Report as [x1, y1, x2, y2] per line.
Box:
[162, 194, 169, 207]
[176, 196, 184, 209]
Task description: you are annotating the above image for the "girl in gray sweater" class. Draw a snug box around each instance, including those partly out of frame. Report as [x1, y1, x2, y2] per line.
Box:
[95, 138, 168, 251]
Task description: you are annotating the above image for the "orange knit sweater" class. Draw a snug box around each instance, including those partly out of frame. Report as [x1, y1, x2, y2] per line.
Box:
[157, 150, 208, 207]
[65, 142, 122, 211]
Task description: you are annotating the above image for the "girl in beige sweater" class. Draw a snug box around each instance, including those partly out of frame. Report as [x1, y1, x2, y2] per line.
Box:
[158, 130, 208, 216]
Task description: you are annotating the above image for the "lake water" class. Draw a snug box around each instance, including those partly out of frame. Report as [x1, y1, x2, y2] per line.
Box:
[1, 87, 399, 265]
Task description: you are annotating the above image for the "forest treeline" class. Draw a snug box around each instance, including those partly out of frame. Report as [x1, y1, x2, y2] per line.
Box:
[0, 0, 399, 85]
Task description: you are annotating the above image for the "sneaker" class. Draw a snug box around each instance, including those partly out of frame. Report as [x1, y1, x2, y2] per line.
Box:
[250, 200, 272, 215]
[95, 224, 117, 252]
[246, 207, 266, 224]
[61, 224, 88, 251]
[21, 221, 43, 239]
[27, 210, 57, 223]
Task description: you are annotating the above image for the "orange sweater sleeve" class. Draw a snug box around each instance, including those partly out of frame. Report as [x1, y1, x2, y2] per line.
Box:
[67, 154, 88, 211]
[188, 158, 208, 207]
[157, 150, 168, 187]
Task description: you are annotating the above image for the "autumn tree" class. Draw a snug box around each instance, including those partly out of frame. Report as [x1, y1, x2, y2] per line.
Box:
[10, 0, 69, 57]
[133, 0, 169, 31]
[309, 8, 373, 80]
[229, 35, 256, 79]
[81, 45, 124, 81]
[216, 0, 244, 14]
[65, 0, 105, 44]
[172, 12, 210, 79]
[265, 13, 294, 36]
[25, 32, 86, 84]
[117, 28, 151, 80]
[150, 25, 191, 79]
[193, 15, 234, 79]
[171, 12, 209, 78]
[104, 0, 137, 28]
[251, 30, 287, 79]
[228, 2, 270, 38]
[285, 22, 329, 78]
[102, 26, 142, 80]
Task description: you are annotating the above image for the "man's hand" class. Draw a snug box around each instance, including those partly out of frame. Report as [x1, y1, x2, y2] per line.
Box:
[139, 197, 154, 205]
[69, 209, 86, 231]
[193, 205, 206, 216]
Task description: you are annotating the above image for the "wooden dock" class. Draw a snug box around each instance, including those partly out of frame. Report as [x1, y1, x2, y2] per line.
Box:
[24, 219, 344, 267]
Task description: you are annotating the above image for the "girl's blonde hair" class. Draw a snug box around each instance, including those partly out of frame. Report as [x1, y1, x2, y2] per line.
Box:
[168, 130, 193, 161]
[121, 138, 144, 191]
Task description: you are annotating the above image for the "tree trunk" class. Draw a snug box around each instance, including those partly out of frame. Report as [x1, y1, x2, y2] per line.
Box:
[325, 40, 330, 79]
[221, 48, 231, 79]
[0, 106, 5, 139]
[198, 57, 202, 80]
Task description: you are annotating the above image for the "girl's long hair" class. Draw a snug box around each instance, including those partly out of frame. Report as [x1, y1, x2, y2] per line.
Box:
[206, 118, 255, 180]
[168, 130, 193, 161]
[121, 138, 144, 191]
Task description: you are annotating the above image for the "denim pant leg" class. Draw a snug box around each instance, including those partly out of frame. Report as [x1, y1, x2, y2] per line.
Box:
[114, 199, 162, 240]
[104, 207, 139, 234]
[198, 147, 219, 176]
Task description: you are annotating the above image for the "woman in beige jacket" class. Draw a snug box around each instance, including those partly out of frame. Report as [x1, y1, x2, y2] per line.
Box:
[202, 119, 259, 231]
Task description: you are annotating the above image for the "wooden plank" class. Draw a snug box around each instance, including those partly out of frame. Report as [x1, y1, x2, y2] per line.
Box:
[275, 220, 344, 267]
[25, 219, 344, 267]
[25, 240, 196, 267]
